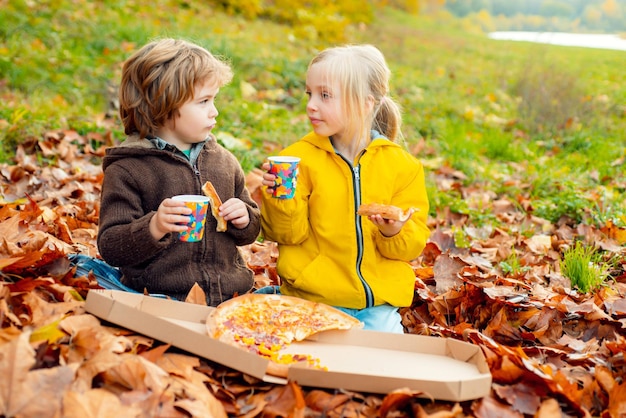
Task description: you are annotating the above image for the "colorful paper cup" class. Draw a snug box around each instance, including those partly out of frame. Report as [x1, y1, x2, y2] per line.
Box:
[268, 156, 300, 199]
[171, 195, 210, 242]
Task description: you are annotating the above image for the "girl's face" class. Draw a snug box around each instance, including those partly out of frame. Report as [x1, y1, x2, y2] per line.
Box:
[305, 63, 346, 141]
[157, 80, 220, 151]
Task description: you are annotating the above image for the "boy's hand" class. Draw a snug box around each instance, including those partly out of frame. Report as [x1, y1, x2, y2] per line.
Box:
[150, 198, 192, 240]
[220, 198, 250, 229]
[365, 208, 415, 237]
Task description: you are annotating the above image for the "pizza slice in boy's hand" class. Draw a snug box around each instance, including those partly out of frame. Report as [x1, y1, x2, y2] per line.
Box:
[357, 203, 416, 222]
[205, 293, 363, 377]
[202, 181, 227, 232]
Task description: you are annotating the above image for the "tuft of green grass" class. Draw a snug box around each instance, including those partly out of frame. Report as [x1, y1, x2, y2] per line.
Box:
[560, 241, 609, 293]
[499, 250, 531, 277]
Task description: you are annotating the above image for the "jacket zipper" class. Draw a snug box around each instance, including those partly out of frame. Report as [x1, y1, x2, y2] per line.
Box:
[338, 154, 374, 308]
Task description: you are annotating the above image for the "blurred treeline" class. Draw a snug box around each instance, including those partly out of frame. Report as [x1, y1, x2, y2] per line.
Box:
[442, 0, 626, 33]
[213, 0, 626, 33]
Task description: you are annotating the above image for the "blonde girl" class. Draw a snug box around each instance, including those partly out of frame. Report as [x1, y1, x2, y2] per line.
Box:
[260, 44, 430, 333]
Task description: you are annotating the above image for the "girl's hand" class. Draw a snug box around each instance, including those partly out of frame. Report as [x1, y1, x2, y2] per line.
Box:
[366, 208, 415, 237]
[260, 161, 278, 193]
[220, 198, 250, 229]
[150, 198, 192, 240]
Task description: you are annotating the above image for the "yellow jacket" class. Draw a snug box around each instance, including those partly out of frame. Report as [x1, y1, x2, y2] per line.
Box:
[261, 131, 430, 309]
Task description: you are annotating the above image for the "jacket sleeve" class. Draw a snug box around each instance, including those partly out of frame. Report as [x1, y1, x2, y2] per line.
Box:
[374, 162, 430, 261]
[97, 163, 173, 267]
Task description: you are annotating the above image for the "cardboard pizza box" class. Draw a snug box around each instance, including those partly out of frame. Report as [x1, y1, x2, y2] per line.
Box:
[84, 289, 492, 402]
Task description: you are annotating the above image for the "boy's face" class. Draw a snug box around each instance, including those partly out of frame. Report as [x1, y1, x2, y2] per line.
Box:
[157, 80, 220, 151]
[305, 63, 345, 142]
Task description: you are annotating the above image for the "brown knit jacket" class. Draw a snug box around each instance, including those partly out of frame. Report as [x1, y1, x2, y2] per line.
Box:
[96, 134, 261, 305]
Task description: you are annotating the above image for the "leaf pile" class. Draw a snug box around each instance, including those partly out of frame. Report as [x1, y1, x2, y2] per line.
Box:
[1, 131, 626, 417]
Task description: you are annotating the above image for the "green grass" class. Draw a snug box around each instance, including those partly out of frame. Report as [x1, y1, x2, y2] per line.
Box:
[499, 250, 531, 277]
[560, 241, 610, 293]
[1, 0, 625, 228]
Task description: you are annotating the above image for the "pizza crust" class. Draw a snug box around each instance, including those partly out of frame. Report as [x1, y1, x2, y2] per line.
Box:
[265, 361, 290, 378]
[357, 203, 415, 222]
[201, 181, 227, 232]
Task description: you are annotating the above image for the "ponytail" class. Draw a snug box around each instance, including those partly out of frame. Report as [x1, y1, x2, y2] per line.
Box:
[373, 96, 403, 143]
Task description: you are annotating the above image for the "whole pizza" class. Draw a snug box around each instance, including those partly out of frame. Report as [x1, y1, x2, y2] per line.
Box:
[206, 293, 363, 377]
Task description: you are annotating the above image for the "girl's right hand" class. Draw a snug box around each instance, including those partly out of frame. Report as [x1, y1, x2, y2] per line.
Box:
[366, 208, 416, 238]
[149, 198, 192, 240]
[260, 161, 278, 192]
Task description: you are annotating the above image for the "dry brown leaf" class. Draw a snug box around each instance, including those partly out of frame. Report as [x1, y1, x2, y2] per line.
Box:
[155, 352, 200, 379]
[472, 394, 524, 417]
[607, 382, 626, 418]
[19, 290, 83, 328]
[0, 330, 75, 417]
[0, 330, 36, 415]
[433, 253, 465, 293]
[414, 402, 463, 418]
[139, 342, 171, 364]
[100, 355, 169, 393]
[600, 219, 626, 244]
[493, 382, 543, 415]
[170, 369, 228, 418]
[262, 380, 306, 418]
[62, 388, 143, 418]
[379, 387, 427, 418]
[525, 234, 552, 254]
[534, 398, 562, 418]
[304, 389, 351, 412]
[185, 282, 207, 305]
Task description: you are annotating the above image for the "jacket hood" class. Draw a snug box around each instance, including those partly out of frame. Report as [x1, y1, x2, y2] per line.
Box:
[102, 138, 152, 171]
[102, 134, 215, 171]
[300, 130, 401, 154]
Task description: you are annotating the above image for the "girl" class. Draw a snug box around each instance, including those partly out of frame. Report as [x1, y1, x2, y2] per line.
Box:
[260, 44, 430, 333]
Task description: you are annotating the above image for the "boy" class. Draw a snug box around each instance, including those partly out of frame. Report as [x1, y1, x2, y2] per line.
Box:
[97, 38, 260, 305]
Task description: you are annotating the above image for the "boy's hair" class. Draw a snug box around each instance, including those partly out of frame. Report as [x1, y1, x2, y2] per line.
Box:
[308, 44, 402, 145]
[119, 38, 233, 138]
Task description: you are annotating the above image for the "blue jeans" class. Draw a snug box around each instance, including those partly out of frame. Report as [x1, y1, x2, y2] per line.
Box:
[254, 286, 404, 333]
[68, 254, 170, 299]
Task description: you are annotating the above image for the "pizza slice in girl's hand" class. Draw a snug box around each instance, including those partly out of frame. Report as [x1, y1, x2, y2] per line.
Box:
[205, 293, 363, 377]
[357, 203, 416, 222]
[202, 181, 227, 232]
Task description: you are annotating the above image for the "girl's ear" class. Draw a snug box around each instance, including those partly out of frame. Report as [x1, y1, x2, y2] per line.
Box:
[365, 94, 376, 114]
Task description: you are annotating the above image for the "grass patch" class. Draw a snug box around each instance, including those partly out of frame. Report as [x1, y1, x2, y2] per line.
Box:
[560, 241, 609, 293]
[499, 250, 531, 277]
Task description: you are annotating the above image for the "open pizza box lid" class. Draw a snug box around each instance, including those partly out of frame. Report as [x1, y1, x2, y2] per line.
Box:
[85, 289, 492, 402]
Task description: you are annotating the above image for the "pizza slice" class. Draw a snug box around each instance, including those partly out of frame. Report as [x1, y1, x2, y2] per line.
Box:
[201, 181, 227, 232]
[357, 203, 416, 222]
[205, 293, 363, 377]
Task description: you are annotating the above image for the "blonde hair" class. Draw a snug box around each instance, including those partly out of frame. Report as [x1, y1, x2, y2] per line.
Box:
[308, 44, 402, 146]
[119, 38, 233, 138]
